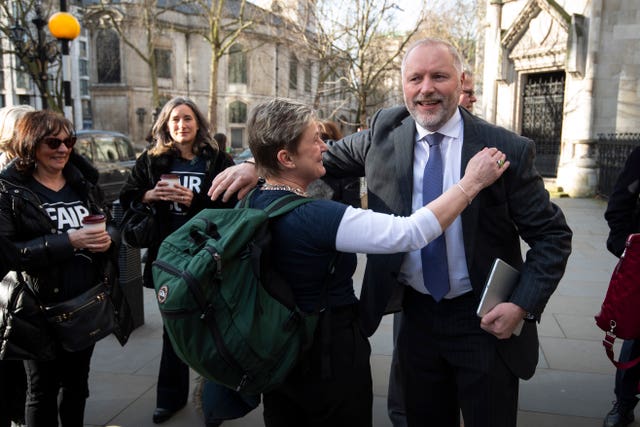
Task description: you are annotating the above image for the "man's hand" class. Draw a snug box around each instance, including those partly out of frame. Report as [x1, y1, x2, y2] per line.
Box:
[480, 302, 527, 339]
[208, 162, 259, 202]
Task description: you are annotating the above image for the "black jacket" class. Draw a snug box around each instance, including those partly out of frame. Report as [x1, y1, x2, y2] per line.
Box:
[605, 146, 640, 257]
[0, 153, 132, 345]
[119, 144, 236, 287]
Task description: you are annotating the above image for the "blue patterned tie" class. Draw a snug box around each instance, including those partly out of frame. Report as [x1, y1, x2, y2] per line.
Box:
[421, 133, 450, 301]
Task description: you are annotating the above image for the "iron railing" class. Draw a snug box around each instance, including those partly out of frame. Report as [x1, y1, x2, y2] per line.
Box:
[597, 133, 640, 198]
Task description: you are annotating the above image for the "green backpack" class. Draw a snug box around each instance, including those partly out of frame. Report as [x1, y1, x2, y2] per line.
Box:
[151, 193, 332, 393]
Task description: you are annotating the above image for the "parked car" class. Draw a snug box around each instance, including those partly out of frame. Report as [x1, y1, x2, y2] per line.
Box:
[75, 130, 137, 205]
[232, 148, 253, 164]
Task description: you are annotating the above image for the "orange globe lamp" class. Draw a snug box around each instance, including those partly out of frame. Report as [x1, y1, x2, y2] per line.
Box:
[48, 12, 81, 40]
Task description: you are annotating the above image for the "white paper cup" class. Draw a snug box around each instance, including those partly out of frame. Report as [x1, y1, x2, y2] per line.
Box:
[82, 214, 106, 231]
[160, 174, 180, 188]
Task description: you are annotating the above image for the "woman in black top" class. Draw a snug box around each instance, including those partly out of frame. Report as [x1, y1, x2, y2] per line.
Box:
[119, 96, 236, 424]
[0, 110, 126, 426]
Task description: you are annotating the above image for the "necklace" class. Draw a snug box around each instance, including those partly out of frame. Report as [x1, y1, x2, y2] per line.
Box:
[261, 182, 308, 197]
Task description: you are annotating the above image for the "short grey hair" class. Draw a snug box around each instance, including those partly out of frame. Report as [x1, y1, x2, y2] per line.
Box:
[401, 38, 464, 76]
[248, 98, 317, 178]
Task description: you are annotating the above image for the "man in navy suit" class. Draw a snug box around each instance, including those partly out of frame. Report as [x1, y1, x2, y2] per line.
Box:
[208, 38, 572, 427]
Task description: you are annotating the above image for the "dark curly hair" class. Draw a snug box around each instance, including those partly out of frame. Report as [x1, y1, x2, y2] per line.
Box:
[13, 110, 74, 174]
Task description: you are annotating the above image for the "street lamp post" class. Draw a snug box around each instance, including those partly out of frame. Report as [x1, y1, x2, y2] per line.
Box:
[48, 2, 80, 120]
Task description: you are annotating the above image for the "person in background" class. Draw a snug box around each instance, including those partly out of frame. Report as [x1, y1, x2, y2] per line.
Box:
[0, 110, 125, 426]
[306, 120, 361, 207]
[602, 146, 640, 427]
[207, 38, 573, 427]
[0, 104, 35, 427]
[243, 97, 507, 426]
[458, 68, 477, 112]
[213, 132, 230, 153]
[0, 105, 36, 169]
[119, 96, 236, 424]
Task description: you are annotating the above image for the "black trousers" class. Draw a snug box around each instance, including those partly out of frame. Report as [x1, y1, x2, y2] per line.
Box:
[398, 288, 518, 427]
[23, 344, 94, 427]
[156, 327, 190, 410]
[0, 360, 27, 427]
[614, 339, 640, 407]
[263, 304, 373, 427]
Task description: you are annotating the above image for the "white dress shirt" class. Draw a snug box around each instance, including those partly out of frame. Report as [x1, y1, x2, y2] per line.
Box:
[398, 109, 473, 298]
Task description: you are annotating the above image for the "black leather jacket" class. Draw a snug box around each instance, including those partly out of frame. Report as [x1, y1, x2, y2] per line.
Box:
[0, 154, 117, 302]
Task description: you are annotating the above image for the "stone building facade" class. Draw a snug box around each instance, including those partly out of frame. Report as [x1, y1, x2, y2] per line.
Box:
[83, 0, 353, 150]
[0, 0, 356, 150]
[481, 0, 640, 196]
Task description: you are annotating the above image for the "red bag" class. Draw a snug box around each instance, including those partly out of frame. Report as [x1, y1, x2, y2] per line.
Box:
[595, 233, 640, 369]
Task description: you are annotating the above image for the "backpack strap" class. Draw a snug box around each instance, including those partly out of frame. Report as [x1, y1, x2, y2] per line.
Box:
[263, 193, 314, 217]
[236, 188, 314, 215]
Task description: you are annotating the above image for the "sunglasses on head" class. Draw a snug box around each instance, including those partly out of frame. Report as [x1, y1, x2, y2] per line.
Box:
[41, 136, 77, 150]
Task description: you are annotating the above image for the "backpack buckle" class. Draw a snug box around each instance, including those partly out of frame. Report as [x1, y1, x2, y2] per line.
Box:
[200, 304, 215, 320]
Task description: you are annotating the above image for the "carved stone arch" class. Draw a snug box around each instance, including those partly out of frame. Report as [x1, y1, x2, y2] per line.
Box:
[82, 8, 126, 31]
[501, 0, 570, 52]
[498, 0, 571, 80]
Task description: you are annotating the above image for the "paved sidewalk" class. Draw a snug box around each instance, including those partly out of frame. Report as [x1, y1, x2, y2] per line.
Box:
[84, 197, 626, 426]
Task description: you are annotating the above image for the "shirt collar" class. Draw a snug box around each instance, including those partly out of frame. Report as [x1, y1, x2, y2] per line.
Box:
[415, 108, 462, 142]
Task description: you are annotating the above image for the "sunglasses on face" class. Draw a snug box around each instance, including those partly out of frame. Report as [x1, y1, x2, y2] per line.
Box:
[41, 136, 77, 150]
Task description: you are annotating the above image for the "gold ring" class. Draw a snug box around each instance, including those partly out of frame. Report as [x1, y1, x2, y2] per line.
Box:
[497, 159, 505, 168]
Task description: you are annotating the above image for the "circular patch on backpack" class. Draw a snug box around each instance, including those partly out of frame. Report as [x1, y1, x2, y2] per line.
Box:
[157, 285, 169, 304]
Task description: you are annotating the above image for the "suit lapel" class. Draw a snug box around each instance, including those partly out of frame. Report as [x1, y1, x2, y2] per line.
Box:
[459, 109, 486, 269]
[394, 116, 417, 216]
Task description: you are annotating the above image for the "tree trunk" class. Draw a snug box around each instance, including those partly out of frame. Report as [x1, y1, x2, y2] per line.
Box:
[208, 50, 219, 132]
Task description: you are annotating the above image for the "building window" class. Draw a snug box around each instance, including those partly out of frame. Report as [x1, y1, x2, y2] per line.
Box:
[80, 79, 89, 96]
[0, 95, 5, 108]
[18, 95, 30, 105]
[304, 62, 312, 92]
[289, 54, 298, 90]
[79, 59, 88, 77]
[0, 53, 4, 90]
[82, 99, 92, 129]
[229, 100, 247, 124]
[79, 40, 87, 57]
[230, 128, 244, 149]
[229, 100, 247, 149]
[228, 44, 247, 84]
[154, 48, 172, 79]
[96, 29, 121, 83]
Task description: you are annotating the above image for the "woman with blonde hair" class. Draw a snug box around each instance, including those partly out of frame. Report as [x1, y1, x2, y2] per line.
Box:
[0, 105, 36, 169]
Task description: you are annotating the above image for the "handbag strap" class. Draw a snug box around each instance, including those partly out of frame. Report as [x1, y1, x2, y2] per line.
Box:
[603, 331, 640, 370]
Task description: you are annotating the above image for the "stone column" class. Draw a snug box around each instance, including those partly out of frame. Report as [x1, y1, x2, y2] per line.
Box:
[481, 0, 503, 123]
[556, 140, 598, 197]
[556, 0, 600, 197]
